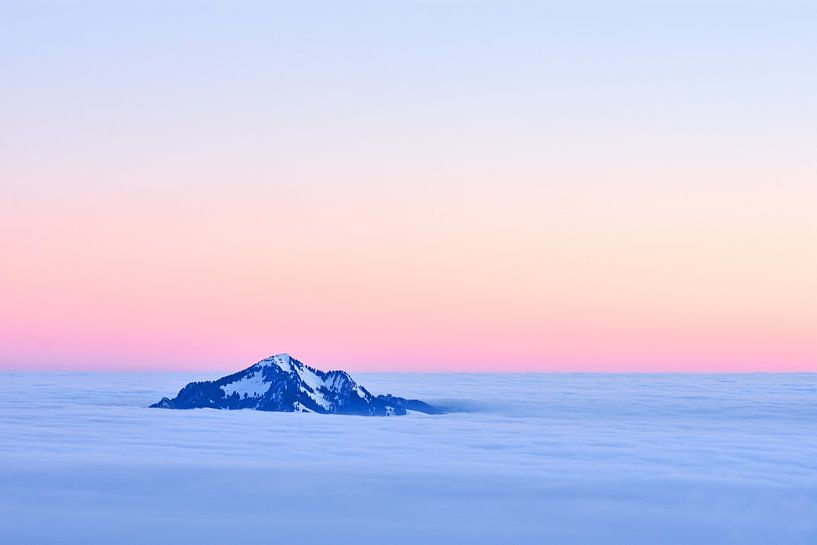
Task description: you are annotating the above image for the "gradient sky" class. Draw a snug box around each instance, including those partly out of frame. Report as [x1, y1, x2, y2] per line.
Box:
[2, 1, 816, 372]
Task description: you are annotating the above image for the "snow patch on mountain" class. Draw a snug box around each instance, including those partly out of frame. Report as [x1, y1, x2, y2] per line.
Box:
[222, 368, 267, 399]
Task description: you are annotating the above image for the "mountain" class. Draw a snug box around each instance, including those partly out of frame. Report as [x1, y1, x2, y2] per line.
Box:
[150, 353, 442, 416]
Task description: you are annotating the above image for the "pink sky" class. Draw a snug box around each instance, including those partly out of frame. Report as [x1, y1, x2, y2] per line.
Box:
[2, 2, 816, 372]
[3, 180, 815, 372]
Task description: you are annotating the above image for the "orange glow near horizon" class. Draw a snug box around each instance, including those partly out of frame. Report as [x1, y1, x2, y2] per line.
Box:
[2, 179, 815, 372]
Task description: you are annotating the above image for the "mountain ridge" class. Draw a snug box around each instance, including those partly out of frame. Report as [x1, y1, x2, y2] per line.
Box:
[151, 353, 442, 416]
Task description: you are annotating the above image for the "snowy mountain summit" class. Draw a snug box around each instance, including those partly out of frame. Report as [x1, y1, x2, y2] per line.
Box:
[150, 353, 442, 416]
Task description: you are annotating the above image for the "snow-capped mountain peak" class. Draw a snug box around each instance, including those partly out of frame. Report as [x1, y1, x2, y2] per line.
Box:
[151, 354, 442, 416]
[257, 353, 294, 372]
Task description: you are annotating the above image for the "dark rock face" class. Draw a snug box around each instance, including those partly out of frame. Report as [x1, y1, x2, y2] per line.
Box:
[150, 353, 442, 416]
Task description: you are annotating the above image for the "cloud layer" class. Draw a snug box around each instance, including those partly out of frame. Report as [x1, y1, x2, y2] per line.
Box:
[1, 372, 816, 544]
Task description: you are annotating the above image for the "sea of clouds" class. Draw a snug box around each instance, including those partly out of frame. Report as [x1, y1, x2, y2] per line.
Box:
[1, 372, 816, 544]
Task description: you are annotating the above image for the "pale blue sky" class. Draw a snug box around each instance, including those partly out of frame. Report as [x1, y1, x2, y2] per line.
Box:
[2, 1, 816, 370]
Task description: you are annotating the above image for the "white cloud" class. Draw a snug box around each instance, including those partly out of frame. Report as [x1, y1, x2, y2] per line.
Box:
[0, 372, 815, 544]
